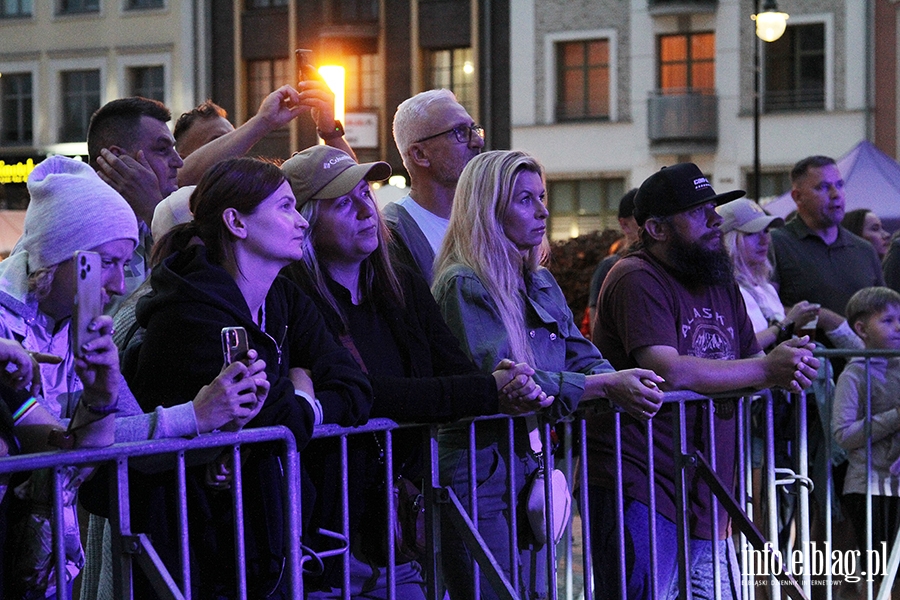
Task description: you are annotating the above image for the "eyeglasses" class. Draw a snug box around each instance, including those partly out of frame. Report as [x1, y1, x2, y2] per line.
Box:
[415, 123, 485, 144]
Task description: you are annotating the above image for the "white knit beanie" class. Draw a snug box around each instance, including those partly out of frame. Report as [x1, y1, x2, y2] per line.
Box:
[18, 156, 139, 271]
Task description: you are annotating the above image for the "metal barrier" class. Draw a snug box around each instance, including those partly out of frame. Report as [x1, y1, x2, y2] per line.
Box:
[4, 368, 898, 600]
[0, 425, 302, 600]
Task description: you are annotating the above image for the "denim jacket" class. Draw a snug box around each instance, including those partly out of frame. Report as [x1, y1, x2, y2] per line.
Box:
[433, 264, 614, 422]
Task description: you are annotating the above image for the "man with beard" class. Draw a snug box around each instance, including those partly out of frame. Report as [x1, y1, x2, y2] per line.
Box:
[586, 163, 819, 599]
[771, 155, 883, 336]
[385, 89, 484, 283]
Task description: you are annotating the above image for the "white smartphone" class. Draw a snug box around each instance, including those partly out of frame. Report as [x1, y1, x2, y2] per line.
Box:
[73, 251, 103, 357]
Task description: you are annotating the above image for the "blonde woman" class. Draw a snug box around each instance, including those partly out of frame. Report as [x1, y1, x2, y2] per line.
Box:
[432, 150, 664, 599]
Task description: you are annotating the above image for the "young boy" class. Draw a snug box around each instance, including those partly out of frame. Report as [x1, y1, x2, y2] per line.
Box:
[832, 286, 900, 560]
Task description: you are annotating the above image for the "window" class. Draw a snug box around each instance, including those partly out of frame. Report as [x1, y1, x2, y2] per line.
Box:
[764, 23, 825, 111]
[126, 0, 164, 8]
[556, 39, 610, 121]
[247, 59, 289, 115]
[344, 53, 381, 110]
[549, 178, 625, 221]
[657, 31, 715, 94]
[746, 171, 791, 201]
[1, 0, 32, 17]
[60, 70, 100, 142]
[334, 0, 377, 22]
[1, 73, 33, 145]
[247, 0, 287, 7]
[428, 48, 475, 116]
[57, 0, 99, 13]
[128, 66, 164, 101]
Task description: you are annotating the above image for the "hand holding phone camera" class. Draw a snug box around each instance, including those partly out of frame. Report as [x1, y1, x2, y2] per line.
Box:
[73, 251, 103, 357]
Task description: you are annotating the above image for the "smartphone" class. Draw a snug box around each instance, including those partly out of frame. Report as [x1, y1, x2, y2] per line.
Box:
[73, 251, 103, 357]
[221, 327, 250, 369]
[295, 48, 313, 81]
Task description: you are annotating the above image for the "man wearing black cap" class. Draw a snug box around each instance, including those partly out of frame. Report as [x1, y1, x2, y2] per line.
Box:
[586, 163, 819, 599]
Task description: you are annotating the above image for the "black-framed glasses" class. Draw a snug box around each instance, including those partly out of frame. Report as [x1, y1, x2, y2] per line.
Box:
[415, 123, 485, 144]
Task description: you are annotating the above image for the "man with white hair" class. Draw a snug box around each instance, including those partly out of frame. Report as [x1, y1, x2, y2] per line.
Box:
[386, 89, 484, 283]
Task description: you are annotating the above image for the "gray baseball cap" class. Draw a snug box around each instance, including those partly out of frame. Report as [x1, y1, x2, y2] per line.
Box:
[717, 198, 784, 234]
[281, 145, 391, 205]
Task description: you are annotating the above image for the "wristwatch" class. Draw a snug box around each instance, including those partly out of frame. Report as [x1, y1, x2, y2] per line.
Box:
[317, 120, 345, 140]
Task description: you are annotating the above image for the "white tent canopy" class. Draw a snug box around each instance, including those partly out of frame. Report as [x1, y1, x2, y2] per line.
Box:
[761, 140, 900, 233]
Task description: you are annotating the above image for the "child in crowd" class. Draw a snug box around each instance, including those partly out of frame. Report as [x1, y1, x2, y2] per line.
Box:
[833, 286, 900, 558]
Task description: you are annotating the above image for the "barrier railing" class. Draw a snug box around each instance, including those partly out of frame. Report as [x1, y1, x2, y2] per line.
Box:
[3, 365, 897, 600]
[0, 425, 302, 600]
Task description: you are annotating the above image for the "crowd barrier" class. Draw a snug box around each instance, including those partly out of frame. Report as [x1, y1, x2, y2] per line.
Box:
[2, 353, 899, 599]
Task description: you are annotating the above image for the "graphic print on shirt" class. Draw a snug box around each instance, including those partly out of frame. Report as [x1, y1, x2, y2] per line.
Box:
[681, 306, 735, 361]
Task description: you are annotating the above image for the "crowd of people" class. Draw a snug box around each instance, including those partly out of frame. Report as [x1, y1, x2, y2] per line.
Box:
[0, 73, 894, 600]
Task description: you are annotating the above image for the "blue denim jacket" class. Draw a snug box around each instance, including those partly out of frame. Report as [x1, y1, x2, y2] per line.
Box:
[433, 264, 614, 422]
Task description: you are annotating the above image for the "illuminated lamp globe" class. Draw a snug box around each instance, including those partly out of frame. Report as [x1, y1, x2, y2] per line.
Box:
[753, 9, 789, 43]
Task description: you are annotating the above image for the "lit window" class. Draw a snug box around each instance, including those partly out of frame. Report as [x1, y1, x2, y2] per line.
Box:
[764, 23, 825, 111]
[345, 53, 381, 110]
[1, 73, 33, 145]
[658, 32, 715, 94]
[429, 48, 475, 116]
[556, 39, 610, 121]
[60, 70, 101, 142]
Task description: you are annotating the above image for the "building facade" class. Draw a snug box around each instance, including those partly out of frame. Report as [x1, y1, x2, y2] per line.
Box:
[206, 0, 511, 183]
[511, 0, 872, 239]
[0, 0, 207, 207]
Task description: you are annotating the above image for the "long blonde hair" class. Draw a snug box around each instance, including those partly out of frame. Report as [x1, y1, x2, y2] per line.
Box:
[723, 229, 777, 320]
[433, 150, 549, 364]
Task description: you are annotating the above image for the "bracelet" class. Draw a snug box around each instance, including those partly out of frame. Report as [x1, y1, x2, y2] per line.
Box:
[12, 396, 38, 423]
[317, 119, 345, 140]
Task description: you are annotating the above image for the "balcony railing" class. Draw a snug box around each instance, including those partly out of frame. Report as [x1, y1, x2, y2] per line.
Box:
[647, 88, 718, 145]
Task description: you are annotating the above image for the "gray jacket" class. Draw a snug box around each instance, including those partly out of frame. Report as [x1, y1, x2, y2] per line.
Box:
[383, 198, 437, 285]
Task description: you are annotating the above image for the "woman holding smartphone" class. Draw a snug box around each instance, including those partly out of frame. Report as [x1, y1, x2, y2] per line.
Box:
[122, 157, 372, 599]
[0, 156, 271, 599]
[431, 150, 665, 600]
[281, 146, 550, 598]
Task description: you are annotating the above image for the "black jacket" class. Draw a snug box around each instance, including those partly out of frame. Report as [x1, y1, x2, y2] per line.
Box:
[118, 245, 372, 599]
[287, 262, 499, 580]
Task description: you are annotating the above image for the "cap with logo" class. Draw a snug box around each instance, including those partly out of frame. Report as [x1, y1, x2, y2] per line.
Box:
[633, 163, 745, 226]
[716, 198, 784, 234]
[281, 145, 392, 205]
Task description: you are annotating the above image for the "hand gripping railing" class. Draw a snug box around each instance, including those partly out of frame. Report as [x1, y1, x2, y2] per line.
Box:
[0, 425, 302, 600]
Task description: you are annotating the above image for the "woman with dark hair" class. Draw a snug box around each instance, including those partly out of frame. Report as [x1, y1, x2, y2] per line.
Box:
[121, 157, 372, 599]
[281, 146, 548, 598]
[843, 208, 891, 260]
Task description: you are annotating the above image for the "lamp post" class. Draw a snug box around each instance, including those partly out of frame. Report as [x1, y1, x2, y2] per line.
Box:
[751, 0, 789, 201]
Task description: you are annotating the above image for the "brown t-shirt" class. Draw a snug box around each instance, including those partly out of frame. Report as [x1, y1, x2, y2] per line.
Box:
[587, 250, 760, 539]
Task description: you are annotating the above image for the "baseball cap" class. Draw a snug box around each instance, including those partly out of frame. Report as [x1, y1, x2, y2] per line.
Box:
[633, 163, 745, 226]
[716, 198, 784, 234]
[281, 146, 391, 205]
[617, 189, 637, 220]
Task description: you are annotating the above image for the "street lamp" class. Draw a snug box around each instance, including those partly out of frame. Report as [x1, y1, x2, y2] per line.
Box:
[751, 0, 789, 201]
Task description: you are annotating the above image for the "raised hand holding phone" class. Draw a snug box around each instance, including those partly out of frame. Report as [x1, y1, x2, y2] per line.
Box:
[73, 251, 103, 357]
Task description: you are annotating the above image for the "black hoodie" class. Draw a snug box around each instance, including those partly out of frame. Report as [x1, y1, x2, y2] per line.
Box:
[120, 244, 372, 599]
